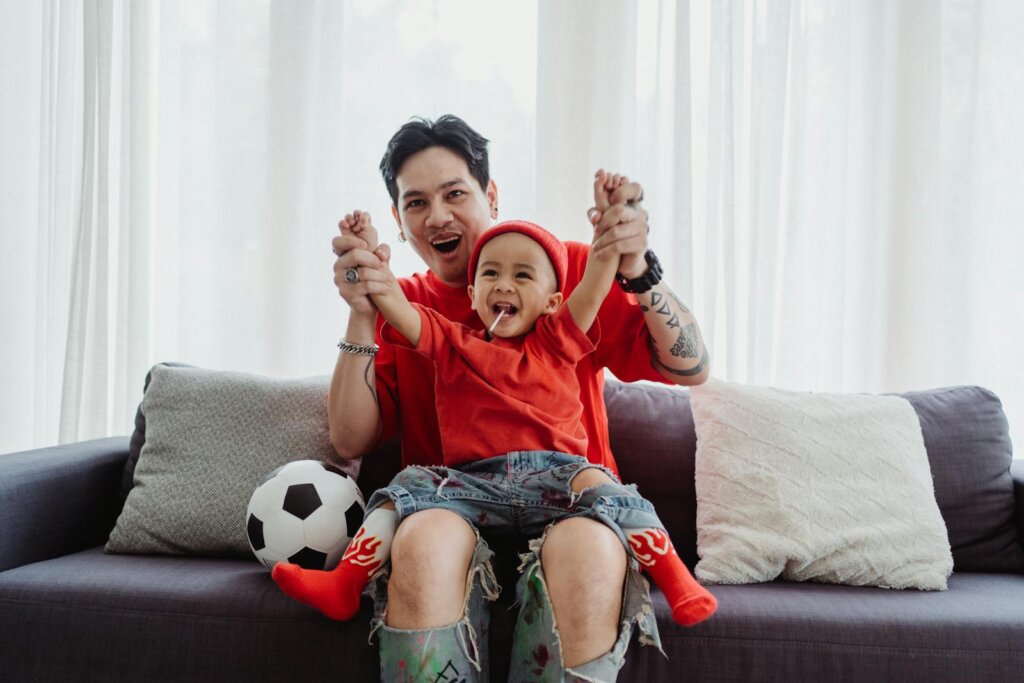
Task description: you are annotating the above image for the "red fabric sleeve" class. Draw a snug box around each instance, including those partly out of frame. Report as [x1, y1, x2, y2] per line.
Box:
[564, 243, 669, 384]
[380, 304, 463, 360]
[532, 305, 599, 366]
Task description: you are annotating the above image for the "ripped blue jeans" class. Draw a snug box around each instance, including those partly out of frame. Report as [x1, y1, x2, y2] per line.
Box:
[365, 451, 664, 682]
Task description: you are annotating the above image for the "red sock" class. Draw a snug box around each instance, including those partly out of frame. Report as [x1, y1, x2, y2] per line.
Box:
[271, 508, 395, 621]
[627, 528, 717, 626]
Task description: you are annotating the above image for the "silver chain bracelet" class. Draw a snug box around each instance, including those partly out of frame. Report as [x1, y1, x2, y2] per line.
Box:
[337, 339, 379, 356]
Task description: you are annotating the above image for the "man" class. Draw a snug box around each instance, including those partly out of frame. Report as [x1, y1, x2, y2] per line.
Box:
[329, 115, 709, 681]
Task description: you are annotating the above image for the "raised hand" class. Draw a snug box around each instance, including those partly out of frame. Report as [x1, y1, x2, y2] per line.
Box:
[588, 169, 651, 277]
[339, 210, 379, 252]
[332, 210, 391, 313]
[591, 169, 628, 218]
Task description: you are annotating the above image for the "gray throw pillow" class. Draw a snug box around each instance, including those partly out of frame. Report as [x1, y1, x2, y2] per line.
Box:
[106, 364, 356, 557]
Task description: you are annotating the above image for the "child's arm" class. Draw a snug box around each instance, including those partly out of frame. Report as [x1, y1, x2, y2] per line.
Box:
[371, 277, 422, 348]
[344, 213, 422, 346]
[565, 170, 627, 333]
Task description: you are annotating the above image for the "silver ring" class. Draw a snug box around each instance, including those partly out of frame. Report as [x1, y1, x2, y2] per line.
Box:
[344, 267, 359, 284]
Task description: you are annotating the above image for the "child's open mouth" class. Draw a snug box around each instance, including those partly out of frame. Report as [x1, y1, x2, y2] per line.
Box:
[492, 302, 518, 318]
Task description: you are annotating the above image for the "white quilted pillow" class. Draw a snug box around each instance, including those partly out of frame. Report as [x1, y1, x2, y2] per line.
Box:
[691, 378, 953, 590]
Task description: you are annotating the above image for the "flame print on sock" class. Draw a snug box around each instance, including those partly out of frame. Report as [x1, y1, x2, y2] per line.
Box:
[627, 529, 674, 567]
[341, 528, 384, 568]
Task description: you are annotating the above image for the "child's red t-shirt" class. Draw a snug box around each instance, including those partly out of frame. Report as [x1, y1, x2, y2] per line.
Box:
[381, 303, 598, 467]
[371, 241, 668, 476]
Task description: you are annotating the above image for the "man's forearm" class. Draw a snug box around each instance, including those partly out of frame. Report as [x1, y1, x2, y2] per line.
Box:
[328, 311, 383, 460]
[636, 283, 710, 385]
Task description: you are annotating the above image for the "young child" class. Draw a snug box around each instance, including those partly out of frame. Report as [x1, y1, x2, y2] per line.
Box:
[272, 174, 717, 629]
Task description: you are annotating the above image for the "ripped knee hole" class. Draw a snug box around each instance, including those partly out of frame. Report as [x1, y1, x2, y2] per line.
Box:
[569, 468, 616, 494]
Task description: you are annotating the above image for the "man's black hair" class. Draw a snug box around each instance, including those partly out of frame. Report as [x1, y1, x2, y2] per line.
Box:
[379, 114, 490, 206]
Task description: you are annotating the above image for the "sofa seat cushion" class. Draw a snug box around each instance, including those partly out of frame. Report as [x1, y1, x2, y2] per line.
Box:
[644, 574, 1024, 683]
[0, 547, 379, 681]
[3, 549, 1022, 682]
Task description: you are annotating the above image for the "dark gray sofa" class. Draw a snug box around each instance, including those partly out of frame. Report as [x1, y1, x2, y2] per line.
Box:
[2, 380, 1022, 682]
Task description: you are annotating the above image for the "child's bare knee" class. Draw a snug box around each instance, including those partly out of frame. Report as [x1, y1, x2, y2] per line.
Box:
[569, 467, 616, 493]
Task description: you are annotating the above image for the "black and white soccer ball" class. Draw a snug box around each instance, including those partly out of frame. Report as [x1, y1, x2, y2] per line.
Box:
[246, 460, 365, 571]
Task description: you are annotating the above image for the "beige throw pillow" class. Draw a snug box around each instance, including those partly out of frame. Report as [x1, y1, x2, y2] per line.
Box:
[690, 378, 953, 590]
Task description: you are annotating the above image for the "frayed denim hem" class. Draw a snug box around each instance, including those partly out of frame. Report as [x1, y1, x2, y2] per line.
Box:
[368, 527, 499, 681]
[509, 523, 664, 683]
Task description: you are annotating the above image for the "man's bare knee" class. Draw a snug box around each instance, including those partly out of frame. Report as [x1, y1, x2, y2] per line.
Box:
[387, 509, 475, 629]
[569, 467, 616, 493]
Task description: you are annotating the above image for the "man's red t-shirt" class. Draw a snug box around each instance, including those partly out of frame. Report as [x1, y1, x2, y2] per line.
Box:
[382, 303, 599, 467]
[372, 241, 668, 476]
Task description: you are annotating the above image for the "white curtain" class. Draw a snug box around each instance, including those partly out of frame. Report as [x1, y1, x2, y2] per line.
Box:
[539, 0, 1024, 452]
[2, 0, 1021, 455]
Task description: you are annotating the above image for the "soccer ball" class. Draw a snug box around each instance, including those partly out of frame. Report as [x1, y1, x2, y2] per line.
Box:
[246, 460, 365, 571]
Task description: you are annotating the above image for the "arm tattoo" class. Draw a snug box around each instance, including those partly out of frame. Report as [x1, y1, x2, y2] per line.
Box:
[652, 344, 709, 377]
[670, 323, 701, 358]
[668, 291, 691, 314]
[363, 356, 382, 416]
[643, 291, 681, 328]
[642, 287, 706, 374]
[650, 291, 672, 316]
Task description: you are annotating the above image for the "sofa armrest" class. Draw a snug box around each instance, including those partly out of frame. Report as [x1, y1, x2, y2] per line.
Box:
[0, 436, 129, 572]
[1013, 460, 1024, 547]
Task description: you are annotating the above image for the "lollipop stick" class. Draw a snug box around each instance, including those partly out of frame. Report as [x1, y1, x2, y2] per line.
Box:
[488, 310, 506, 334]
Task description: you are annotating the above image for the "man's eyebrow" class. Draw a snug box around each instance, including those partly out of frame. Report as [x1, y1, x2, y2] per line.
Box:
[400, 178, 468, 202]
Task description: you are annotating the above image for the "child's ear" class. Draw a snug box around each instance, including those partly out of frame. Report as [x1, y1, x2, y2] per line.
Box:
[544, 292, 564, 313]
[467, 284, 477, 311]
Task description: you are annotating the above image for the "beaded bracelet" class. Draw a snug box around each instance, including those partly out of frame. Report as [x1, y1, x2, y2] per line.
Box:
[337, 340, 380, 356]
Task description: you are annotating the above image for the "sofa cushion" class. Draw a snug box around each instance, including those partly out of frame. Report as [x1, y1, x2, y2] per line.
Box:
[649, 573, 1024, 682]
[603, 380, 1023, 574]
[901, 386, 1023, 572]
[107, 364, 356, 558]
[690, 378, 954, 589]
[1, 548, 1021, 682]
[0, 547, 379, 681]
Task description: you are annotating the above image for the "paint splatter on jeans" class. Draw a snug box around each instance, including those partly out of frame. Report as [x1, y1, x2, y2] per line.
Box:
[369, 534, 498, 682]
[366, 451, 665, 682]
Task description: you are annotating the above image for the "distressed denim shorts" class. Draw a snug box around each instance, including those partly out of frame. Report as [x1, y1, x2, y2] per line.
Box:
[366, 451, 664, 682]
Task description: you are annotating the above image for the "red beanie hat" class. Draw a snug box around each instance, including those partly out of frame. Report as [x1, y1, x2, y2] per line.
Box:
[468, 220, 569, 291]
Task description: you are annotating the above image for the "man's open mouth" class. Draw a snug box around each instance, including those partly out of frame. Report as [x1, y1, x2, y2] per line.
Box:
[430, 235, 461, 254]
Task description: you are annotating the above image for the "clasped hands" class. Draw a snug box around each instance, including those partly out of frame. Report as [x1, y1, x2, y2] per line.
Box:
[332, 170, 652, 311]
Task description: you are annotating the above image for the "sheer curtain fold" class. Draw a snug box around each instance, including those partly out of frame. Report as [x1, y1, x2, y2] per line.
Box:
[2, 0, 1020, 453]
[58, 0, 154, 443]
[535, 0, 638, 235]
[639, 0, 1020, 446]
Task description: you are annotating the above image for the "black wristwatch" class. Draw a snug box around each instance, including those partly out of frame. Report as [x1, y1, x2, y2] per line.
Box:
[615, 250, 663, 294]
